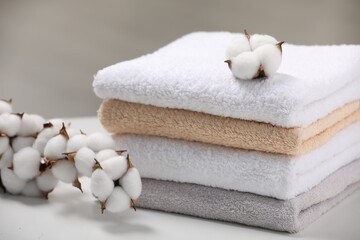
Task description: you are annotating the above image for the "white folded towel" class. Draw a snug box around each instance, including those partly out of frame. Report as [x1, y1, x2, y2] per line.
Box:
[94, 32, 360, 127]
[114, 121, 360, 200]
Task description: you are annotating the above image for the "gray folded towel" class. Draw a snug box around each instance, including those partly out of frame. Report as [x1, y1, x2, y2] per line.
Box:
[137, 159, 360, 233]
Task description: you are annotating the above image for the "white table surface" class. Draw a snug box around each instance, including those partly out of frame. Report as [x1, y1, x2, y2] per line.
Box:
[1, 117, 359, 240]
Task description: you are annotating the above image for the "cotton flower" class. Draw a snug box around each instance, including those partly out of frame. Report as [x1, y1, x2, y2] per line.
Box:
[105, 187, 131, 213]
[225, 30, 284, 80]
[44, 135, 68, 160]
[74, 147, 95, 177]
[87, 132, 116, 152]
[95, 149, 118, 163]
[21, 180, 42, 197]
[13, 147, 41, 180]
[0, 147, 13, 169]
[17, 113, 41, 136]
[51, 160, 77, 184]
[119, 158, 142, 200]
[66, 134, 88, 153]
[90, 169, 114, 202]
[36, 169, 59, 193]
[0, 136, 9, 155]
[1, 167, 27, 194]
[101, 156, 127, 180]
[0, 113, 22, 137]
[11, 136, 35, 152]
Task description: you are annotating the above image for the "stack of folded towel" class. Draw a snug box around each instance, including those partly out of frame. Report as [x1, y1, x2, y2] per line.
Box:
[93, 32, 360, 232]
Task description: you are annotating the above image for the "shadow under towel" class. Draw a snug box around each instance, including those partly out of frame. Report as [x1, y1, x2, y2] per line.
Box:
[137, 159, 360, 233]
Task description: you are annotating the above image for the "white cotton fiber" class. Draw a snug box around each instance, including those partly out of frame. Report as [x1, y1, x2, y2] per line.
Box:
[87, 132, 116, 152]
[11, 136, 35, 152]
[231, 52, 261, 80]
[249, 34, 277, 50]
[254, 44, 282, 77]
[106, 187, 131, 213]
[66, 128, 82, 138]
[225, 35, 251, 59]
[66, 134, 88, 153]
[74, 147, 95, 177]
[0, 113, 22, 137]
[1, 168, 27, 194]
[44, 135, 67, 160]
[119, 168, 142, 199]
[30, 114, 45, 133]
[21, 180, 42, 197]
[90, 169, 114, 201]
[95, 149, 118, 163]
[17, 113, 39, 136]
[0, 147, 13, 169]
[51, 160, 77, 183]
[36, 170, 59, 192]
[101, 156, 127, 180]
[13, 147, 41, 180]
[0, 136, 9, 155]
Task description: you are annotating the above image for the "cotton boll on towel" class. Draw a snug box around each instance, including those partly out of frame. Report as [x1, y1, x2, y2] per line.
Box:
[100, 156, 127, 180]
[95, 149, 118, 163]
[225, 30, 284, 80]
[87, 132, 116, 151]
[119, 167, 142, 200]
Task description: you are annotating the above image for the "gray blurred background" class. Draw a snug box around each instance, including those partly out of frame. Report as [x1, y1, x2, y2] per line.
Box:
[1, 0, 359, 118]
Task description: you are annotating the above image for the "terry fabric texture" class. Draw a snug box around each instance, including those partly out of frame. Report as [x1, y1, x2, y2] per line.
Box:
[93, 32, 360, 128]
[101, 99, 360, 155]
[114, 120, 360, 200]
[138, 158, 360, 233]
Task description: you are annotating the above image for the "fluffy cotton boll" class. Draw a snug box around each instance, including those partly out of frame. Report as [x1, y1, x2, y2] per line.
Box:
[225, 35, 251, 59]
[119, 168, 142, 199]
[0, 147, 13, 169]
[51, 160, 77, 183]
[44, 135, 67, 160]
[0, 100, 12, 114]
[17, 113, 39, 136]
[101, 156, 127, 180]
[32, 137, 48, 155]
[36, 170, 58, 192]
[249, 34, 277, 50]
[0, 137, 9, 155]
[1, 168, 27, 194]
[48, 119, 68, 130]
[106, 187, 131, 213]
[13, 147, 41, 180]
[66, 128, 82, 138]
[11, 136, 35, 152]
[95, 149, 118, 163]
[66, 134, 88, 153]
[87, 132, 116, 152]
[30, 114, 45, 133]
[21, 180, 42, 197]
[0, 113, 22, 137]
[90, 169, 114, 201]
[74, 147, 95, 177]
[231, 52, 261, 80]
[254, 44, 282, 77]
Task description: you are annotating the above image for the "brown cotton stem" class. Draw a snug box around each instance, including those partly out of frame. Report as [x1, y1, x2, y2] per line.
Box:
[63, 152, 76, 163]
[126, 154, 134, 169]
[131, 199, 137, 211]
[43, 122, 53, 128]
[276, 41, 285, 53]
[244, 29, 250, 41]
[59, 123, 69, 140]
[100, 201, 106, 214]
[92, 159, 103, 171]
[115, 150, 127, 155]
[224, 60, 232, 69]
[1, 98, 12, 104]
[72, 178, 83, 193]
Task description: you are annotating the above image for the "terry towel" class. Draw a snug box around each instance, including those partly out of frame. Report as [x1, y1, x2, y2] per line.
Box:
[114, 120, 360, 200]
[93, 32, 360, 128]
[138, 158, 360, 233]
[100, 98, 360, 155]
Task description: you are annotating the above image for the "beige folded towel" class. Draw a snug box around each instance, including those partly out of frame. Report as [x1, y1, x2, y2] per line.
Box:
[99, 99, 360, 155]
